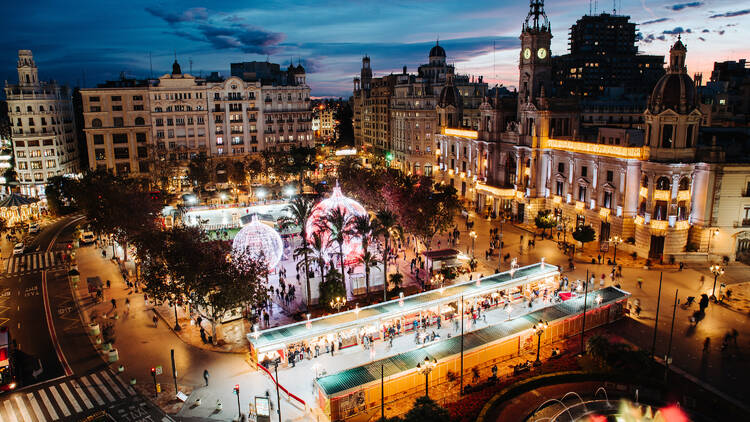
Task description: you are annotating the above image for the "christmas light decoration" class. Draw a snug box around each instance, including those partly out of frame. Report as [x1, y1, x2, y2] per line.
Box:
[232, 215, 284, 268]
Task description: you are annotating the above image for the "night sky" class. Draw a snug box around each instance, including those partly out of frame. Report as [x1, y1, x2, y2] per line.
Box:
[1, 0, 748, 97]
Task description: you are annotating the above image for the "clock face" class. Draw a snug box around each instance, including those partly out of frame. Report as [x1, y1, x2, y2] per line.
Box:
[523, 48, 531, 60]
[537, 48, 547, 59]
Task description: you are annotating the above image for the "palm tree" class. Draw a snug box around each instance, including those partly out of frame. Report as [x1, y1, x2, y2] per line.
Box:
[375, 209, 403, 301]
[320, 207, 350, 289]
[281, 197, 314, 309]
[349, 214, 378, 298]
[356, 250, 380, 299]
[309, 232, 328, 286]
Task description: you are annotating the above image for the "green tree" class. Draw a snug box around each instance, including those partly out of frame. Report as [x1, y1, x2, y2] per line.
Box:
[356, 250, 380, 301]
[334, 101, 354, 147]
[285, 146, 318, 187]
[227, 160, 247, 187]
[187, 152, 211, 194]
[388, 272, 404, 298]
[572, 224, 596, 252]
[246, 158, 263, 182]
[319, 268, 346, 308]
[320, 207, 351, 288]
[349, 214, 379, 299]
[45, 175, 79, 215]
[534, 209, 556, 238]
[281, 197, 315, 309]
[402, 396, 450, 422]
[146, 146, 179, 190]
[309, 232, 328, 285]
[375, 209, 402, 301]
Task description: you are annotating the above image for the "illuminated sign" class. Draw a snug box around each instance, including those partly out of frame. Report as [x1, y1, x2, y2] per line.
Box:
[639, 187, 648, 197]
[653, 190, 670, 201]
[542, 139, 649, 160]
[335, 148, 357, 156]
[255, 396, 270, 416]
[442, 128, 478, 139]
[677, 190, 690, 202]
[599, 208, 610, 217]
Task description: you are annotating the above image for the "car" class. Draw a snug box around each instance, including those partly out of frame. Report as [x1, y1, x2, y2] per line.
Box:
[28, 223, 40, 234]
[81, 232, 96, 245]
[12, 243, 24, 256]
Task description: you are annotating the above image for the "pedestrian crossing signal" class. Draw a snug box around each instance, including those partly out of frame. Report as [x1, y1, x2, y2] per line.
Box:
[233, 385, 239, 395]
[151, 367, 156, 376]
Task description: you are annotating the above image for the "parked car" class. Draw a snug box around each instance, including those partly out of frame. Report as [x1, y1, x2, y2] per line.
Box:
[81, 232, 96, 245]
[12, 243, 24, 256]
[28, 223, 40, 234]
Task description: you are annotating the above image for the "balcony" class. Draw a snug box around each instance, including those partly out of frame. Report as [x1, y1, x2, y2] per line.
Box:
[743, 219, 750, 227]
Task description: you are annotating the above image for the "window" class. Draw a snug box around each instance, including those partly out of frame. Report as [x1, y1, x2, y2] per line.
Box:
[685, 125, 693, 148]
[556, 181, 564, 195]
[656, 176, 670, 190]
[90, 106, 101, 112]
[133, 95, 142, 101]
[112, 134, 128, 144]
[90, 96, 100, 102]
[17, 162, 27, 170]
[135, 117, 145, 126]
[136, 132, 146, 143]
[661, 124, 673, 148]
[95, 149, 105, 160]
[30, 149, 41, 157]
[114, 147, 129, 159]
[31, 161, 43, 170]
[581, 166, 588, 177]
[603, 191, 612, 209]
[46, 159, 56, 168]
[16, 149, 25, 157]
[134, 105, 144, 111]
[558, 162, 564, 173]
[578, 186, 587, 202]
[606, 170, 613, 183]
[139, 161, 150, 173]
[112, 105, 123, 111]
[113, 117, 124, 127]
[137, 146, 147, 158]
[111, 96, 121, 101]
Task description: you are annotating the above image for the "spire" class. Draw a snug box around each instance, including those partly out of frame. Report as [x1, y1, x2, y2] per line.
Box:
[523, 0, 549, 32]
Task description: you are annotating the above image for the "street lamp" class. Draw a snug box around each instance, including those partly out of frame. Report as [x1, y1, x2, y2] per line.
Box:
[416, 357, 437, 397]
[330, 296, 346, 313]
[532, 319, 548, 366]
[469, 231, 477, 258]
[609, 236, 623, 263]
[710, 264, 724, 300]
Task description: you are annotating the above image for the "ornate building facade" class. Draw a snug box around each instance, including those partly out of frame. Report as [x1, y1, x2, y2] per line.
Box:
[5, 50, 80, 195]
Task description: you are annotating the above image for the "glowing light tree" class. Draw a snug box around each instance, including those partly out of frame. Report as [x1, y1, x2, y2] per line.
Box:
[232, 215, 284, 269]
[305, 185, 367, 265]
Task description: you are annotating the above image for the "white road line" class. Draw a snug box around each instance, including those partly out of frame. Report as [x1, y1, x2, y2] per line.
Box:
[14, 395, 32, 422]
[3, 400, 19, 422]
[37, 389, 59, 420]
[69, 379, 94, 410]
[79, 376, 105, 406]
[26, 393, 47, 422]
[112, 373, 136, 396]
[47, 385, 71, 417]
[88, 373, 115, 402]
[58, 382, 82, 413]
[98, 371, 125, 399]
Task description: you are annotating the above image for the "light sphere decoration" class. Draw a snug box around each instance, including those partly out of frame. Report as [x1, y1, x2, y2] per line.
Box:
[232, 214, 284, 268]
[306, 185, 367, 264]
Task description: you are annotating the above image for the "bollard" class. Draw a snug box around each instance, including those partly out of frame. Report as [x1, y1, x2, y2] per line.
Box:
[89, 323, 100, 336]
[216, 400, 222, 411]
[95, 337, 102, 345]
[118, 365, 124, 373]
[108, 349, 119, 362]
[101, 342, 111, 352]
[130, 378, 136, 385]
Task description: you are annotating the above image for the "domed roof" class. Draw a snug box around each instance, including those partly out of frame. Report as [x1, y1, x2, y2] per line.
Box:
[232, 215, 284, 268]
[438, 84, 460, 108]
[429, 42, 446, 58]
[648, 73, 696, 113]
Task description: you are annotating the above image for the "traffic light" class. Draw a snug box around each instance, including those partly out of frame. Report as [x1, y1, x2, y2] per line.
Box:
[233, 384, 239, 395]
[385, 152, 393, 162]
[151, 367, 156, 376]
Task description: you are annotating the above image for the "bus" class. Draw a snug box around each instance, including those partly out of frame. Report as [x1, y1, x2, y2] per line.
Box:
[0, 327, 16, 392]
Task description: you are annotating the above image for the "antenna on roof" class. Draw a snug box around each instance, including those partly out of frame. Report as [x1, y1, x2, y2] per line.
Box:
[589, 0, 592, 15]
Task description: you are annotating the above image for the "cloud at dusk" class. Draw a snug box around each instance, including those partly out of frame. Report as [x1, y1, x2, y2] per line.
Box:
[0, 0, 748, 97]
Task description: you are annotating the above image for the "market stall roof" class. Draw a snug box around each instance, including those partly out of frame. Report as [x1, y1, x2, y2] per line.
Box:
[248, 262, 559, 351]
[422, 248, 460, 260]
[86, 276, 103, 289]
[0, 193, 39, 208]
[315, 286, 629, 396]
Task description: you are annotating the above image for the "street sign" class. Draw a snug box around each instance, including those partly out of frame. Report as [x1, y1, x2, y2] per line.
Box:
[155, 365, 163, 375]
[255, 396, 270, 416]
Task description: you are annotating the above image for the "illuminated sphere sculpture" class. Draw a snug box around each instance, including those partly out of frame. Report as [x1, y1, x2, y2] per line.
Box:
[232, 215, 284, 268]
[306, 186, 367, 264]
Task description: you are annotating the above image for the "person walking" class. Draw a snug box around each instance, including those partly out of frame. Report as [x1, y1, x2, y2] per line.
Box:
[637, 277, 643, 289]
[203, 369, 209, 386]
[110, 298, 116, 309]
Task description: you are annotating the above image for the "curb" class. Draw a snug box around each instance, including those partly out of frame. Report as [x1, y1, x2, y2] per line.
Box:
[150, 306, 247, 355]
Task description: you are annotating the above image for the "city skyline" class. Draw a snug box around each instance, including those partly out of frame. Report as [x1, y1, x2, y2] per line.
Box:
[1, 0, 748, 97]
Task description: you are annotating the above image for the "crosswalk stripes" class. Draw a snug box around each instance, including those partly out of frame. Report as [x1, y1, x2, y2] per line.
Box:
[5, 252, 60, 274]
[0, 369, 136, 421]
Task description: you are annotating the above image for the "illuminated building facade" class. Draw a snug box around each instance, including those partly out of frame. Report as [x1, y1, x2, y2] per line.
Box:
[5, 50, 80, 196]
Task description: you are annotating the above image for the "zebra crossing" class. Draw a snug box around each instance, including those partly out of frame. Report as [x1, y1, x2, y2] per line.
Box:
[6, 252, 61, 274]
[0, 369, 136, 421]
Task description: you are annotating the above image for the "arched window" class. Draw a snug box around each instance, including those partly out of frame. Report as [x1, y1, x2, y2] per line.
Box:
[679, 177, 690, 191]
[135, 117, 145, 126]
[91, 118, 102, 128]
[39, 106, 44, 112]
[27, 106, 32, 112]
[15, 107, 20, 112]
[656, 176, 671, 190]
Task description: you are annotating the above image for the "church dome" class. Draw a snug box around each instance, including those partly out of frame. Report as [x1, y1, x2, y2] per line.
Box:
[429, 42, 446, 58]
[647, 37, 696, 114]
[438, 84, 460, 108]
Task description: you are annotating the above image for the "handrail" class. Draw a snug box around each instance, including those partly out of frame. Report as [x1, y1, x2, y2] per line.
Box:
[256, 363, 307, 408]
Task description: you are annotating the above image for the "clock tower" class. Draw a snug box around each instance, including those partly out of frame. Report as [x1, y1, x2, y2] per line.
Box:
[518, 0, 553, 115]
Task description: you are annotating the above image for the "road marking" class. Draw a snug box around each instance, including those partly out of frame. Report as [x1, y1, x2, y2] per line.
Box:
[69, 378, 94, 410]
[99, 371, 126, 399]
[4, 400, 19, 422]
[14, 395, 32, 422]
[37, 389, 59, 420]
[41, 271, 72, 377]
[48, 385, 71, 417]
[59, 382, 82, 413]
[26, 393, 47, 422]
[88, 373, 115, 402]
[79, 375, 105, 406]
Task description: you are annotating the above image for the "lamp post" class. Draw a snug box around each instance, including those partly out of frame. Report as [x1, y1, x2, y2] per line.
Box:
[172, 297, 181, 331]
[330, 296, 346, 313]
[273, 361, 281, 422]
[416, 357, 437, 398]
[710, 264, 724, 300]
[533, 319, 548, 366]
[609, 236, 623, 263]
[469, 231, 477, 258]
